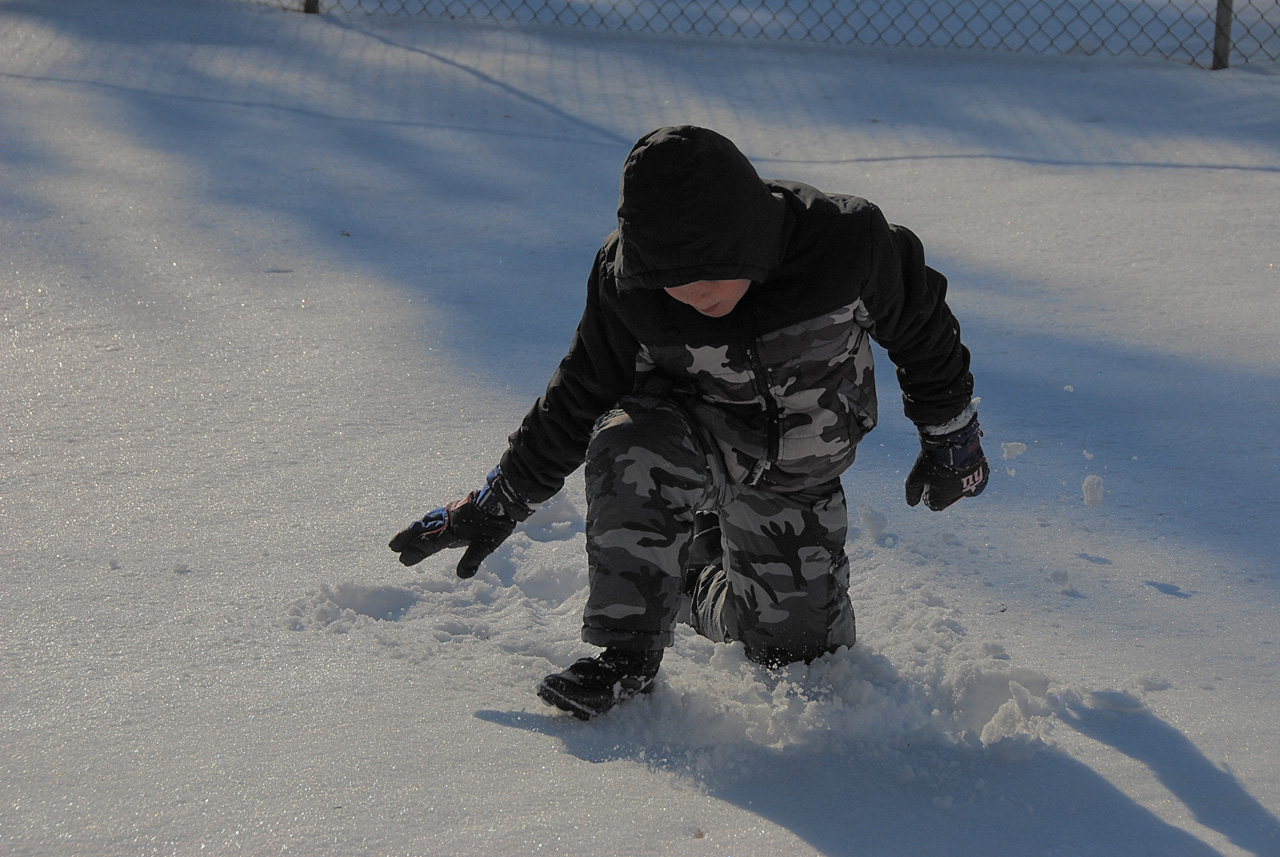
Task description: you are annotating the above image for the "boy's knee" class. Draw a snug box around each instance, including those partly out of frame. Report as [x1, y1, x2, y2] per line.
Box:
[591, 396, 687, 444]
[586, 397, 704, 473]
[706, 547, 857, 667]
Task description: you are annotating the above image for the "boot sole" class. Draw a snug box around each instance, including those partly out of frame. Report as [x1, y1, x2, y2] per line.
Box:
[536, 682, 597, 720]
[536, 676, 655, 721]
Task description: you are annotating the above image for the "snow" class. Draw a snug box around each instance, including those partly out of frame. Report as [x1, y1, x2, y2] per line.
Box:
[2, 0, 1278, 854]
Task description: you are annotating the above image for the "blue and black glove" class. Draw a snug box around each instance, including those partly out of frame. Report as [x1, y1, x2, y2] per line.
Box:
[389, 466, 533, 577]
[905, 415, 990, 512]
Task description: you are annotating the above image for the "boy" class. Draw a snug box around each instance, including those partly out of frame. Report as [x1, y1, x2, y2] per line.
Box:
[390, 126, 988, 719]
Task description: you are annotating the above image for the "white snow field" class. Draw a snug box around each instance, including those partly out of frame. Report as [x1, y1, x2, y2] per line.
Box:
[2, 0, 1278, 854]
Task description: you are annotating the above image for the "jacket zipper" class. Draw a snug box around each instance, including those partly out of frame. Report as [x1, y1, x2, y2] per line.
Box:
[743, 338, 781, 485]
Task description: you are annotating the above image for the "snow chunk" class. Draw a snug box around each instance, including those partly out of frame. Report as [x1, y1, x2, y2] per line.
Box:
[1082, 474, 1104, 508]
[1001, 442, 1026, 460]
[858, 503, 889, 543]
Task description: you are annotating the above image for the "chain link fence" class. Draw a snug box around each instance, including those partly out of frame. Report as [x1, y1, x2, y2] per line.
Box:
[265, 0, 1279, 68]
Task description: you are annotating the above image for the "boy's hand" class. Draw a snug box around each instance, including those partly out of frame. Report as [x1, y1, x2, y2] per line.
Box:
[905, 417, 989, 512]
[389, 467, 532, 578]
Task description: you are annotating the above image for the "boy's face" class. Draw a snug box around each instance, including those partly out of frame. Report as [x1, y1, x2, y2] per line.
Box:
[663, 279, 751, 318]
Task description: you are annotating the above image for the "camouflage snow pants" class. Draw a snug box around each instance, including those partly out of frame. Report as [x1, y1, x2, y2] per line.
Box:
[581, 395, 857, 666]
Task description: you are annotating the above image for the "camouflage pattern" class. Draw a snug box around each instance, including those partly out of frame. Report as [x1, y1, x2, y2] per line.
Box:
[581, 394, 856, 664]
[581, 397, 718, 650]
[635, 300, 878, 492]
[688, 484, 855, 665]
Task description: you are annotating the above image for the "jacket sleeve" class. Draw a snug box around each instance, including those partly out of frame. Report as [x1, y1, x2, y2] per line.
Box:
[498, 249, 640, 504]
[857, 205, 975, 427]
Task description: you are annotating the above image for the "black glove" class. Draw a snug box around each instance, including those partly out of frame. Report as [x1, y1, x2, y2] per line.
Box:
[905, 415, 990, 512]
[389, 466, 533, 578]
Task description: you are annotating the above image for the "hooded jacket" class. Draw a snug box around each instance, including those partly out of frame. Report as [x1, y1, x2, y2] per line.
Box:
[499, 126, 974, 504]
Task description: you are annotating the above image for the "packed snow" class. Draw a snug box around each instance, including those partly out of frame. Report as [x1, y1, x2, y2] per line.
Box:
[2, 0, 1278, 854]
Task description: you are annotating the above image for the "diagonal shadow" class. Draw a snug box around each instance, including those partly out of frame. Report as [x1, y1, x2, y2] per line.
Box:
[323, 15, 632, 148]
[477, 705, 1232, 856]
[5, 4, 1277, 852]
[4, 0, 1276, 579]
[1060, 694, 1280, 856]
[755, 151, 1280, 173]
[958, 315, 1280, 575]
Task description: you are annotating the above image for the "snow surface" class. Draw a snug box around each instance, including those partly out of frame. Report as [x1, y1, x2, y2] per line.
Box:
[2, 1, 1279, 854]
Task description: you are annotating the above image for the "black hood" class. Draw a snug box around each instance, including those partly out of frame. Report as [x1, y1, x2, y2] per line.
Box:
[613, 126, 787, 291]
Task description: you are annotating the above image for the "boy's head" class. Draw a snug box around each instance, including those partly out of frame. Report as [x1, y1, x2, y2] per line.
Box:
[613, 126, 786, 295]
[663, 279, 752, 318]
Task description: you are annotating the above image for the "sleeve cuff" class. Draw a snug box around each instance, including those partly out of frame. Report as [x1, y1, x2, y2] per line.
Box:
[919, 399, 978, 437]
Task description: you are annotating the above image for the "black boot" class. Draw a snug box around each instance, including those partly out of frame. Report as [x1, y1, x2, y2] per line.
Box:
[681, 511, 723, 598]
[537, 648, 663, 720]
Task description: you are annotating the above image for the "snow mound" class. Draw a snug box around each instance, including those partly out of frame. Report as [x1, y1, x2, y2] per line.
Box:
[351, 502, 1063, 783]
[291, 495, 1067, 779]
[284, 581, 421, 631]
[601, 579, 1062, 774]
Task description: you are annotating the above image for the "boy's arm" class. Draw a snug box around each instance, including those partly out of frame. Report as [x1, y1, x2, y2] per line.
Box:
[856, 204, 973, 428]
[390, 249, 639, 572]
[856, 204, 988, 509]
[499, 249, 640, 505]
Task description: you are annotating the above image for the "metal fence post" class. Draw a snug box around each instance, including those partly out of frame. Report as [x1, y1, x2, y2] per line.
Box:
[1211, 0, 1234, 69]
[304, 0, 320, 12]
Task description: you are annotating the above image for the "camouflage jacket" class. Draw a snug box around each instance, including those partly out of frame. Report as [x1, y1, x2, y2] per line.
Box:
[499, 180, 975, 504]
